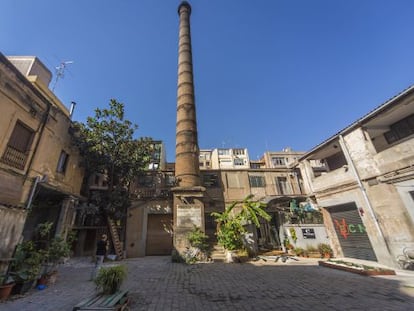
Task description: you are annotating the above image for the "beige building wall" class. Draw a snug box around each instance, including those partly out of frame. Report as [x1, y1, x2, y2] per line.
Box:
[0, 54, 84, 263]
[298, 86, 414, 267]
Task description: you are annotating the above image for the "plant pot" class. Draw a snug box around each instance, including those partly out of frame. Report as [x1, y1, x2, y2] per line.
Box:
[0, 283, 15, 300]
[225, 250, 235, 263]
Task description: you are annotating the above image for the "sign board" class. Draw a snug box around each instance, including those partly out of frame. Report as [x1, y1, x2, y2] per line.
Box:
[176, 205, 202, 228]
[302, 228, 316, 239]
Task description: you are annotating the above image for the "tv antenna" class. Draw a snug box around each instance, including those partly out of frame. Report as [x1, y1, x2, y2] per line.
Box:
[52, 60, 74, 91]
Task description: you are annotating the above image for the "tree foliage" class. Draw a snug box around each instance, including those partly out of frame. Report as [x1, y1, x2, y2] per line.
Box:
[73, 99, 152, 217]
[211, 195, 271, 251]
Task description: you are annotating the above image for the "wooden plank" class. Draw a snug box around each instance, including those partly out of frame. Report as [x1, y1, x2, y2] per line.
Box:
[73, 291, 128, 310]
[102, 291, 128, 307]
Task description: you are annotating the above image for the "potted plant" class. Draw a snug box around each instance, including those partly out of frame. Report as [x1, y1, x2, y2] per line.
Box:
[0, 273, 15, 300]
[305, 245, 320, 258]
[94, 265, 127, 294]
[36, 223, 76, 285]
[10, 241, 42, 295]
[184, 226, 210, 264]
[318, 243, 333, 258]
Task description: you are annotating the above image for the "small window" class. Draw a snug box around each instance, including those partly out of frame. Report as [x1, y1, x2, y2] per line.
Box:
[249, 175, 265, 187]
[384, 114, 414, 144]
[276, 177, 291, 195]
[234, 158, 244, 166]
[1, 121, 35, 170]
[165, 174, 176, 186]
[57, 151, 69, 173]
[271, 157, 285, 166]
[233, 149, 245, 155]
[227, 173, 241, 188]
[325, 152, 347, 171]
[202, 173, 219, 188]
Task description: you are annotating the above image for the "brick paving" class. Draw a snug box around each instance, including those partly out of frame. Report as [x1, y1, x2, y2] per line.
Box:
[1, 256, 413, 311]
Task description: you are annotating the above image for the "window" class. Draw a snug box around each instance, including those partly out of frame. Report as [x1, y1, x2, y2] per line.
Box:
[227, 173, 241, 188]
[233, 149, 245, 155]
[384, 114, 414, 144]
[56, 151, 69, 173]
[249, 175, 265, 187]
[218, 149, 230, 156]
[202, 173, 219, 187]
[165, 174, 176, 186]
[325, 152, 347, 171]
[276, 177, 291, 195]
[250, 163, 261, 169]
[234, 158, 244, 166]
[137, 174, 154, 187]
[271, 157, 285, 166]
[1, 121, 35, 170]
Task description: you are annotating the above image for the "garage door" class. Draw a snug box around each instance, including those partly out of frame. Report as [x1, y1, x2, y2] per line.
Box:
[146, 214, 173, 255]
[329, 202, 377, 261]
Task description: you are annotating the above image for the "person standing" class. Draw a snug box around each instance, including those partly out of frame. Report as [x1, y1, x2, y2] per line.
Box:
[91, 234, 108, 280]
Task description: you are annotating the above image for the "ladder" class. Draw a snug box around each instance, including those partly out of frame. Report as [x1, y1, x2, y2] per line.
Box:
[107, 216, 123, 260]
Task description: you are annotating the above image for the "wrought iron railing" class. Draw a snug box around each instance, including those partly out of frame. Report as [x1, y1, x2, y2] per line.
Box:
[1, 146, 27, 170]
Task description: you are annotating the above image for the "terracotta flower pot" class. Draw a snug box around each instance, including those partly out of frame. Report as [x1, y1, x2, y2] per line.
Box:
[0, 283, 15, 300]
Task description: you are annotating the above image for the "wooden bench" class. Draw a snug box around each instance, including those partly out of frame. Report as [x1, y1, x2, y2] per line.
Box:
[73, 290, 129, 311]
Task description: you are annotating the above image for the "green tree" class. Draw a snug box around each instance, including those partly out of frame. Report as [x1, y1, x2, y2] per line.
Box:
[74, 99, 152, 218]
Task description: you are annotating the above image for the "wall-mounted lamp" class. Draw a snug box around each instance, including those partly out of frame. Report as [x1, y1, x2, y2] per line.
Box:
[359, 208, 364, 216]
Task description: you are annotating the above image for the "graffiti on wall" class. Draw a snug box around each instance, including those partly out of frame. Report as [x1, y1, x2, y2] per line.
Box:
[334, 218, 366, 239]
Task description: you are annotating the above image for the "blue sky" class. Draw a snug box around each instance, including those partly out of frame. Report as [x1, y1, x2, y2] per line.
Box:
[2, 0, 414, 161]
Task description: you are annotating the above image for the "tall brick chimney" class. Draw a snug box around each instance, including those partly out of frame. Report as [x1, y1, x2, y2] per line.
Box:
[172, 1, 205, 256]
[175, 1, 200, 187]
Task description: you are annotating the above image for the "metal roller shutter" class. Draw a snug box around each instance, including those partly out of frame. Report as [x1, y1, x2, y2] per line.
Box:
[329, 202, 377, 261]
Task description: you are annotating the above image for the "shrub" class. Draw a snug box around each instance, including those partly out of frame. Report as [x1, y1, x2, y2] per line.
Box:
[187, 227, 209, 252]
[318, 243, 333, 257]
[94, 265, 127, 294]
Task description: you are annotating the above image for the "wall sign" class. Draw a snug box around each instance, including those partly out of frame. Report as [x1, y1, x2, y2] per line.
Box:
[302, 228, 316, 239]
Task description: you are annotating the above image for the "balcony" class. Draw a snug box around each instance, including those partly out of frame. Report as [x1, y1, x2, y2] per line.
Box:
[1, 146, 28, 170]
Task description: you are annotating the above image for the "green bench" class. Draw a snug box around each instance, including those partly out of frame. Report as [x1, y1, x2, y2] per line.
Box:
[73, 290, 129, 311]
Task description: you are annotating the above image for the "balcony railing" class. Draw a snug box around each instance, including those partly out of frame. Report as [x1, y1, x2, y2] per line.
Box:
[131, 188, 172, 200]
[1, 146, 28, 170]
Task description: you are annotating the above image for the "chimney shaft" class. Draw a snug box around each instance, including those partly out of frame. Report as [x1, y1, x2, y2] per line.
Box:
[175, 1, 200, 187]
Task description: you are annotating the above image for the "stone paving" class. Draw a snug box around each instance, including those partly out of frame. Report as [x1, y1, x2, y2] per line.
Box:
[1, 256, 414, 311]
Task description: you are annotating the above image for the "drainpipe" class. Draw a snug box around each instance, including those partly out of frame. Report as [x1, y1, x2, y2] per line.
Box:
[338, 134, 392, 255]
[24, 103, 51, 181]
[26, 176, 41, 209]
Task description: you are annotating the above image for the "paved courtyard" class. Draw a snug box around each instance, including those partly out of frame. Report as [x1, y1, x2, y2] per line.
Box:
[1, 256, 413, 311]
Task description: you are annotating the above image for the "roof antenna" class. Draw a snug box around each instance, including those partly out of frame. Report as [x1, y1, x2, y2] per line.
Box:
[52, 60, 74, 92]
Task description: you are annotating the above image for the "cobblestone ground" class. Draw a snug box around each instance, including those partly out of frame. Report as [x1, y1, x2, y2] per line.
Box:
[1, 256, 413, 311]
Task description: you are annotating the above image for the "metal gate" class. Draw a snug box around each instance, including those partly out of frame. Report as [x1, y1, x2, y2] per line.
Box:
[329, 202, 377, 261]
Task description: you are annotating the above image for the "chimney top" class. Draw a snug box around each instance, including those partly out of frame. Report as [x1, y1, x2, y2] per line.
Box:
[178, 1, 191, 15]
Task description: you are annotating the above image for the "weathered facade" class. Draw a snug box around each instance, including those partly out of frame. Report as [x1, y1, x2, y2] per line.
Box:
[0, 54, 83, 270]
[298, 85, 414, 267]
[125, 147, 324, 257]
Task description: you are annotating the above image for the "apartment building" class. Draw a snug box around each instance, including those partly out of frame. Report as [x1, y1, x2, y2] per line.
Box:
[125, 146, 327, 257]
[0, 54, 83, 269]
[298, 85, 414, 267]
